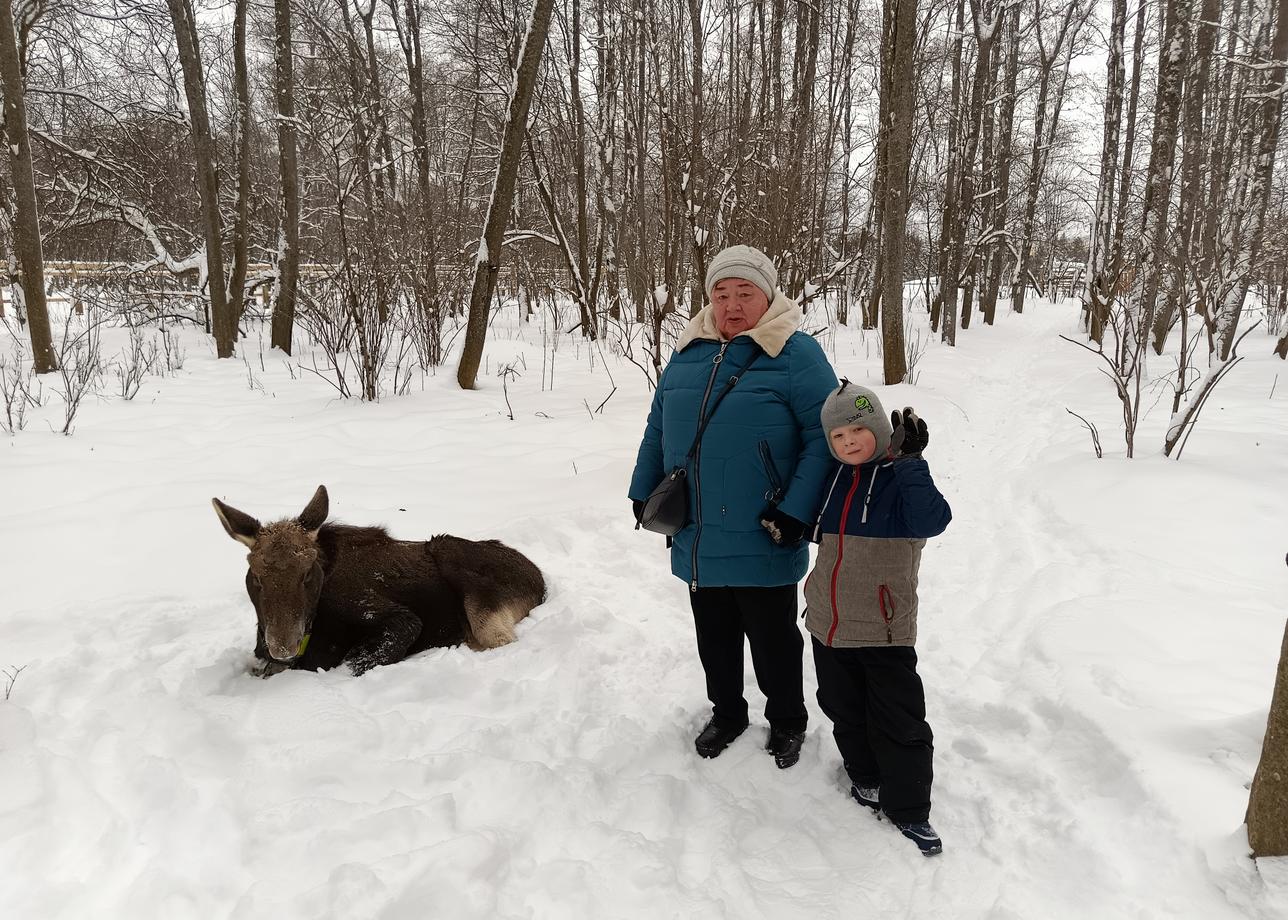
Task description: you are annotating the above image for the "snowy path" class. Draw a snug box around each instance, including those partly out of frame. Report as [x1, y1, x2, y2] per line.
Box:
[2, 307, 1285, 918]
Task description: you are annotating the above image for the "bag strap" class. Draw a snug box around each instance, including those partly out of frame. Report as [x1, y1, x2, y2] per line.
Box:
[683, 351, 761, 461]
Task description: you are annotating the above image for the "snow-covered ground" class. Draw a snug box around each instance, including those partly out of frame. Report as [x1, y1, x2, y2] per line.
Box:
[2, 297, 1286, 919]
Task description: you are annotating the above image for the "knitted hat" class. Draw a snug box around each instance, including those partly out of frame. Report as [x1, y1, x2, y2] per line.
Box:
[704, 245, 778, 302]
[820, 381, 892, 462]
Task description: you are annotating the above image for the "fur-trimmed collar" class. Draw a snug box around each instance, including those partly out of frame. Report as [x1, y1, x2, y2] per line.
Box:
[675, 290, 802, 358]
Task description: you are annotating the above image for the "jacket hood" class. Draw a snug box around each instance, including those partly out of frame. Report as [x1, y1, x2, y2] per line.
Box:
[675, 289, 802, 358]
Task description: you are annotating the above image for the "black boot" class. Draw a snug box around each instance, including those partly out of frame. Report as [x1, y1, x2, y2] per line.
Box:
[766, 727, 806, 769]
[695, 717, 748, 758]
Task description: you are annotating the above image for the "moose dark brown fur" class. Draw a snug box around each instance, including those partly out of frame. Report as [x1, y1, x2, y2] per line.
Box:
[212, 485, 546, 676]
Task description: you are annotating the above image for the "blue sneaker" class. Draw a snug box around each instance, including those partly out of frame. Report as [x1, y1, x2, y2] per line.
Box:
[894, 820, 943, 857]
[849, 784, 881, 813]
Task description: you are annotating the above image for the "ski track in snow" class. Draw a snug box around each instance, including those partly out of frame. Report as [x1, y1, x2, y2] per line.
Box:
[1, 306, 1286, 919]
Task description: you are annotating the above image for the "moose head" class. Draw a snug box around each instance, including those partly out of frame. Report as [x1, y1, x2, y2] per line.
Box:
[212, 485, 330, 663]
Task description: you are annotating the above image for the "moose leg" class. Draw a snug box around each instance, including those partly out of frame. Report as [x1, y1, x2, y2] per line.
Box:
[463, 597, 523, 651]
[343, 603, 423, 676]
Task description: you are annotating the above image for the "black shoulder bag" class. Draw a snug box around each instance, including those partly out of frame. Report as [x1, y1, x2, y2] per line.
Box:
[637, 353, 760, 536]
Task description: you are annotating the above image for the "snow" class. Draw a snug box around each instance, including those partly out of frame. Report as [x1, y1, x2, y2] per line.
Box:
[1, 298, 1286, 918]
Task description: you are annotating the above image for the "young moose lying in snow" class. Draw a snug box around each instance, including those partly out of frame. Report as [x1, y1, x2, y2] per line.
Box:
[212, 486, 546, 676]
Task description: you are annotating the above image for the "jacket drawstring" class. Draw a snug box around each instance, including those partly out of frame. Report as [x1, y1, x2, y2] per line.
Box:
[860, 463, 880, 524]
[813, 465, 845, 542]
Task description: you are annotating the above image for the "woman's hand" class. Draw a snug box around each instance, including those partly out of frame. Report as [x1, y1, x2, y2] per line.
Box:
[760, 505, 810, 546]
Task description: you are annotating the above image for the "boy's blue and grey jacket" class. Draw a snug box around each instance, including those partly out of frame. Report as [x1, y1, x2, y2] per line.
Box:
[628, 291, 838, 588]
[804, 457, 951, 648]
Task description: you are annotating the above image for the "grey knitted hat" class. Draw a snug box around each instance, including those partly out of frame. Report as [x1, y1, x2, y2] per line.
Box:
[820, 381, 892, 462]
[704, 245, 778, 302]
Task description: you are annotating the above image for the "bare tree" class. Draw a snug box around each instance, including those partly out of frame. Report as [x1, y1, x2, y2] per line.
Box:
[229, 0, 252, 328]
[0, 0, 55, 372]
[271, 0, 300, 354]
[457, 0, 556, 390]
[879, 0, 918, 383]
[165, 0, 234, 357]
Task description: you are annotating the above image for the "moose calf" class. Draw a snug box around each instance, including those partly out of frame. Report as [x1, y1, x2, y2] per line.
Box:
[213, 485, 546, 676]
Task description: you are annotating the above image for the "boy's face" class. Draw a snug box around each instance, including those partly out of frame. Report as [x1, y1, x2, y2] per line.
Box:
[830, 424, 878, 465]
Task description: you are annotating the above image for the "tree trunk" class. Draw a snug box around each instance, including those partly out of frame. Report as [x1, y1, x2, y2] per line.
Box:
[1111, 0, 1148, 270]
[982, 2, 1021, 325]
[229, 0, 252, 330]
[0, 0, 56, 372]
[165, 0, 234, 358]
[1214, 0, 1288, 360]
[1247, 617, 1288, 857]
[1088, 0, 1126, 343]
[1134, 0, 1192, 345]
[1011, 4, 1082, 316]
[938, 0, 966, 345]
[456, 0, 556, 390]
[393, 0, 442, 351]
[271, 0, 299, 354]
[957, 0, 999, 332]
[1151, 0, 1219, 353]
[569, 0, 595, 334]
[685, 0, 708, 315]
[880, 0, 917, 384]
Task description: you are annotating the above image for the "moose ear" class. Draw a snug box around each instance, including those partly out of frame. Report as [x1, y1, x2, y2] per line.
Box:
[212, 497, 261, 548]
[297, 485, 329, 536]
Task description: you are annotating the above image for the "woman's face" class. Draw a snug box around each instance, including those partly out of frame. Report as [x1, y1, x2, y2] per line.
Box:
[711, 279, 770, 339]
[830, 425, 878, 465]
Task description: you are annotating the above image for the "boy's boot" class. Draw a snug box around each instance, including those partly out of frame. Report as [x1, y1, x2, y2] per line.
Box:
[892, 820, 943, 857]
[850, 784, 881, 813]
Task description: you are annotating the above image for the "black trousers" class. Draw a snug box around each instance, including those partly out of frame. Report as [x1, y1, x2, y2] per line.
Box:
[688, 584, 808, 733]
[812, 637, 934, 823]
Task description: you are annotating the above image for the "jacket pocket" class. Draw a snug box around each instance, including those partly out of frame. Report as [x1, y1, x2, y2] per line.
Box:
[758, 440, 785, 505]
[721, 455, 770, 531]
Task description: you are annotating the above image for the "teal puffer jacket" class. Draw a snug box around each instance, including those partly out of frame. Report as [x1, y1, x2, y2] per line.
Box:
[629, 318, 837, 588]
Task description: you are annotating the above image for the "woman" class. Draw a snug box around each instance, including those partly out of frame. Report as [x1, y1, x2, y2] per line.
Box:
[629, 245, 837, 768]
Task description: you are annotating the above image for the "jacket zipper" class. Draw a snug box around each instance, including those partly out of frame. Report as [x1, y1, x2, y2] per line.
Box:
[690, 342, 731, 592]
[826, 466, 863, 646]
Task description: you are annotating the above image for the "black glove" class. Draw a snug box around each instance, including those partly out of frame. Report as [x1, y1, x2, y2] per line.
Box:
[632, 499, 645, 525]
[889, 407, 929, 458]
[760, 505, 809, 547]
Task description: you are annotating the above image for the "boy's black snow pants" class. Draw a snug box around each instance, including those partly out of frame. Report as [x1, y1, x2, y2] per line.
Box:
[811, 637, 934, 823]
[689, 584, 808, 733]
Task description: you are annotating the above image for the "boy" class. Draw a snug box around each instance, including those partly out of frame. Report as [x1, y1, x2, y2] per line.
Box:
[803, 381, 952, 856]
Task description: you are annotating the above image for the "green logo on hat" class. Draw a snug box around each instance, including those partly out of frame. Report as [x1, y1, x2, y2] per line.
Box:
[854, 395, 872, 412]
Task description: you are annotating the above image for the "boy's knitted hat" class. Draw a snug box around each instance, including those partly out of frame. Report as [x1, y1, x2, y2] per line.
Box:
[820, 380, 892, 461]
[704, 245, 778, 302]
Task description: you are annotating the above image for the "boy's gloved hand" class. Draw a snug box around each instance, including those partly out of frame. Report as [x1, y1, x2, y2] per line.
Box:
[889, 407, 929, 458]
[760, 505, 809, 546]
